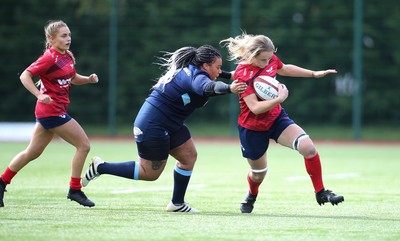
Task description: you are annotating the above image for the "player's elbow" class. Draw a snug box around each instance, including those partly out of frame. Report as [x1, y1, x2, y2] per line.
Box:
[248, 101, 278, 115]
[20, 70, 32, 83]
[248, 105, 264, 115]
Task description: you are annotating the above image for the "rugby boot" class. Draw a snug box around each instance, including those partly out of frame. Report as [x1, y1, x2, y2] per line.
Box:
[166, 201, 199, 213]
[316, 189, 344, 206]
[67, 188, 95, 207]
[82, 156, 104, 187]
[0, 178, 6, 207]
[240, 192, 257, 213]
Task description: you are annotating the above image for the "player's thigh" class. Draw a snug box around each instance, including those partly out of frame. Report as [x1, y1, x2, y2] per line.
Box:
[26, 123, 54, 156]
[52, 119, 90, 149]
[276, 124, 306, 148]
[247, 153, 267, 170]
[136, 138, 169, 180]
[169, 138, 197, 169]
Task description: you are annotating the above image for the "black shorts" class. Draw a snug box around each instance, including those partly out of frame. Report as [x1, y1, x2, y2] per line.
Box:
[238, 108, 295, 160]
[134, 101, 192, 161]
[36, 114, 72, 130]
[134, 123, 191, 161]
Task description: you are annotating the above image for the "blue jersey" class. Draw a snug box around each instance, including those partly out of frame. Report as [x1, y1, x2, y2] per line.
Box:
[144, 64, 212, 131]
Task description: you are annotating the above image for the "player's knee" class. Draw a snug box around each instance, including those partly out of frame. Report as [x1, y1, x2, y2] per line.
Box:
[76, 139, 90, 154]
[186, 149, 198, 163]
[251, 167, 268, 182]
[251, 173, 265, 182]
[292, 134, 318, 157]
[187, 151, 198, 166]
[82, 142, 91, 154]
[298, 145, 317, 158]
[292, 134, 309, 150]
[141, 172, 161, 181]
[175, 152, 197, 170]
[145, 175, 160, 181]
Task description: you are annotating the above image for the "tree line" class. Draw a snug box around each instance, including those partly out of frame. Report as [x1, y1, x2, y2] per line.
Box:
[1, 0, 398, 130]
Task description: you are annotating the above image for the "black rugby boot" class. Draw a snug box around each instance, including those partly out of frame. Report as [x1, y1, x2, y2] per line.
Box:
[240, 192, 257, 213]
[316, 189, 344, 206]
[67, 188, 95, 207]
[0, 178, 6, 207]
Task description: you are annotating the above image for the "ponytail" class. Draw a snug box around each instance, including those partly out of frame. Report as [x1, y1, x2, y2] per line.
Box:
[220, 32, 276, 64]
[153, 45, 221, 89]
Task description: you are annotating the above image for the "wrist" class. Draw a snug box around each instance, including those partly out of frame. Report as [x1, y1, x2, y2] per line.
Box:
[219, 70, 232, 79]
[311, 71, 316, 78]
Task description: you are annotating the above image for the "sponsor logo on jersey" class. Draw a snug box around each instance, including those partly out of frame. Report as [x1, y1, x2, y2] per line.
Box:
[265, 66, 273, 73]
[133, 127, 143, 138]
[181, 93, 191, 106]
[58, 78, 72, 88]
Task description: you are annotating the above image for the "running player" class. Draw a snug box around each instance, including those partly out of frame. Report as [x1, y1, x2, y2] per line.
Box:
[82, 45, 246, 212]
[220, 33, 344, 213]
[0, 20, 99, 207]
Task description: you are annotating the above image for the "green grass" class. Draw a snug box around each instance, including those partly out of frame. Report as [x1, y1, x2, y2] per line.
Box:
[83, 123, 400, 141]
[0, 139, 399, 241]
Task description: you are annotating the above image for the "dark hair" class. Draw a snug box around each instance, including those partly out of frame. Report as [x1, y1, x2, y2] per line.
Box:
[191, 45, 221, 67]
[154, 45, 221, 88]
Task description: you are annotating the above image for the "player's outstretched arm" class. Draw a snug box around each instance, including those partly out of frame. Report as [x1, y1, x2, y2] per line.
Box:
[277, 64, 337, 78]
[71, 73, 99, 85]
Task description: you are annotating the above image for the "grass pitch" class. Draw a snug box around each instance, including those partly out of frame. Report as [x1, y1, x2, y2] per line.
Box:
[0, 138, 399, 241]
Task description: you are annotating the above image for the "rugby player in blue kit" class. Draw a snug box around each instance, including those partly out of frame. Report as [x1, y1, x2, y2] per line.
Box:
[82, 45, 246, 212]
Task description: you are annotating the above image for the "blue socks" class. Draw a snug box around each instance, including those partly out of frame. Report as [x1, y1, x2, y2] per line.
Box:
[98, 161, 139, 180]
[171, 166, 192, 205]
[96, 162, 192, 205]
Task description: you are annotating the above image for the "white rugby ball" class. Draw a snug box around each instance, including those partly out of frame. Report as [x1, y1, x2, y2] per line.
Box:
[253, 76, 280, 100]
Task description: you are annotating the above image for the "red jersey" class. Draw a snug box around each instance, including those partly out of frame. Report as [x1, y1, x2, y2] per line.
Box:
[26, 48, 76, 118]
[233, 54, 284, 131]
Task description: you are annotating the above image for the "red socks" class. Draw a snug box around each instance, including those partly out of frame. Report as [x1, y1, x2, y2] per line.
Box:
[247, 173, 262, 195]
[1, 167, 83, 191]
[69, 177, 82, 190]
[304, 152, 324, 193]
[1, 167, 17, 185]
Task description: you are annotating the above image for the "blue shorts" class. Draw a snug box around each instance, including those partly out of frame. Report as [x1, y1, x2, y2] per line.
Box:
[238, 108, 295, 160]
[36, 114, 72, 130]
[133, 102, 191, 161]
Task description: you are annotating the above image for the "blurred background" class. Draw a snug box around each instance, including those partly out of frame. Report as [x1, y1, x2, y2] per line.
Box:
[0, 0, 399, 140]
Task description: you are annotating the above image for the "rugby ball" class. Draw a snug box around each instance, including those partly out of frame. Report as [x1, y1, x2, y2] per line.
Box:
[253, 76, 280, 100]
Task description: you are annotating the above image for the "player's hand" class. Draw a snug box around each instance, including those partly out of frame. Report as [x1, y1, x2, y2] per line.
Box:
[37, 94, 53, 104]
[313, 69, 337, 78]
[277, 83, 289, 103]
[230, 80, 247, 94]
[89, 74, 99, 83]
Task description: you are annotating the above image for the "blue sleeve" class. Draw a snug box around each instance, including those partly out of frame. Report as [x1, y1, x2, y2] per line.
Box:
[191, 74, 212, 96]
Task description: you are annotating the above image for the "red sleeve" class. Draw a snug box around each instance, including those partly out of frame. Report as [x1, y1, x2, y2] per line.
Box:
[274, 55, 284, 70]
[26, 51, 52, 76]
[234, 64, 259, 98]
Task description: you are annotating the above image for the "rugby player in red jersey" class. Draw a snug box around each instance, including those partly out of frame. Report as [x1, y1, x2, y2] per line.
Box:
[221, 33, 343, 213]
[0, 20, 99, 207]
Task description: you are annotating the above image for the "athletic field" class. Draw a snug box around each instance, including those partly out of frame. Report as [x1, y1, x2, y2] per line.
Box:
[0, 138, 399, 241]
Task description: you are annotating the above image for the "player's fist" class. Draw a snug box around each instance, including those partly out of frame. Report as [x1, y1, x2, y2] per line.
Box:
[89, 74, 99, 83]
